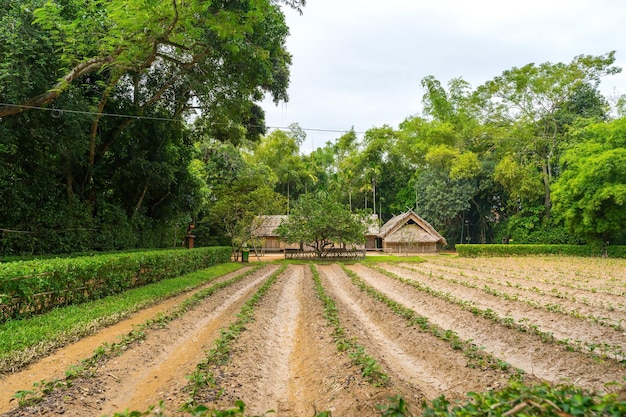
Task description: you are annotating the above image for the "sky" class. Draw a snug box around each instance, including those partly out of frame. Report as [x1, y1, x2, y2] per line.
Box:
[260, 0, 626, 153]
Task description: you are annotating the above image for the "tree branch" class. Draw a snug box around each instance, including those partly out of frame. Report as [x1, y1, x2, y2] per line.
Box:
[0, 55, 117, 118]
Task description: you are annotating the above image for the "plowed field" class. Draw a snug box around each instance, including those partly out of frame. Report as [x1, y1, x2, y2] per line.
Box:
[1, 256, 625, 416]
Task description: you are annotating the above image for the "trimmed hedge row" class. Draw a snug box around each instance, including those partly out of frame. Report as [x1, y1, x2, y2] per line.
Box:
[0, 247, 231, 322]
[456, 244, 626, 258]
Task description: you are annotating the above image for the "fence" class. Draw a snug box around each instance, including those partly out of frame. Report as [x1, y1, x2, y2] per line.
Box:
[284, 249, 366, 261]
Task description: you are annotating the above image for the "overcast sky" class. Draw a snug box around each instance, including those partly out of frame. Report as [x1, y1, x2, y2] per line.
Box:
[260, 0, 626, 152]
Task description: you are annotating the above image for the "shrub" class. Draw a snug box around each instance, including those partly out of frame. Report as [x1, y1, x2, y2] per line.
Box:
[456, 244, 626, 258]
[0, 247, 231, 322]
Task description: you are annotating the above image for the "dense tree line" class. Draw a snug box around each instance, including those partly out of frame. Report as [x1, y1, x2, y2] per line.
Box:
[0, 0, 623, 255]
[235, 53, 625, 250]
[0, 0, 303, 254]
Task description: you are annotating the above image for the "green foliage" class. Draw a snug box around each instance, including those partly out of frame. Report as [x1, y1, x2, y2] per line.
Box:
[498, 206, 582, 245]
[204, 146, 286, 258]
[277, 193, 370, 254]
[0, 0, 300, 256]
[552, 118, 626, 245]
[493, 156, 543, 202]
[0, 262, 244, 372]
[0, 247, 231, 321]
[414, 170, 474, 233]
[476, 52, 620, 218]
[456, 244, 626, 258]
[3, 22, 624, 258]
[422, 381, 626, 416]
[377, 395, 416, 417]
[246, 125, 310, 206]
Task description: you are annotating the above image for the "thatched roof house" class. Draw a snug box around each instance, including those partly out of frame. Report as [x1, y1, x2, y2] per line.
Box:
[377, 210, 446, 253]
[252, 210, 446, 253]
[365, 214, 383, 250]
[251, 215, 298, 251]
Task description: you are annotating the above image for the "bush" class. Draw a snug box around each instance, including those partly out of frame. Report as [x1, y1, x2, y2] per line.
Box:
[456, 244, 626, 258]
[0, 246, 231, 322]
[496, 206, 583, 245]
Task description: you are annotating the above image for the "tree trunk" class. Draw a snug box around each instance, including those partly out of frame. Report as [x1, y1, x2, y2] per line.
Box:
[349, 189, 352, 211]
[132, 180, 150, 220]
[372, 178, 376, 215]
[541, 162, 551, 219]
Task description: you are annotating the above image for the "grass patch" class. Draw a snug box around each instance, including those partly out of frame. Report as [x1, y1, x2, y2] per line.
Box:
[0, 262, 243, 373]
[360, 254, 426, 264]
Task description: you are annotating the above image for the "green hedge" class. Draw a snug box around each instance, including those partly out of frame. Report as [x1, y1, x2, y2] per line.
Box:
[456, 244, 626, 258]
[0, 247, 231, 322]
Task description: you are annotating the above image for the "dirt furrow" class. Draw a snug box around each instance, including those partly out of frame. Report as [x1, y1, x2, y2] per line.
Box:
[318, 264, 511, 402]
[0, 266, 254, 414]
[206, 264, 402, 416]
[238, 264, 302, 415]
[346, 263, 626, 392]
[2, 265, 277, 417]
[383, 263, 626, 351]
[418, 261, 626, 315]
[427, 257, 626, 295]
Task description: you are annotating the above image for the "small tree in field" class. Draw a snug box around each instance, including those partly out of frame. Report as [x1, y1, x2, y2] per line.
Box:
[276, 193, 369, 256]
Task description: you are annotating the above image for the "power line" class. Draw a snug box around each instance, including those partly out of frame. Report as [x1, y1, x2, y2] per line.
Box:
[0, 102, 365, 135]
[0, 102, 175, 122]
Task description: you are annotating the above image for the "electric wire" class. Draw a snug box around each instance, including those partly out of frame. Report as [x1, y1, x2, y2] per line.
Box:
[0, 102, 365, 135]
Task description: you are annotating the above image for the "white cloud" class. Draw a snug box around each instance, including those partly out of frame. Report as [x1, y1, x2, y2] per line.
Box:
[262, 0, 626, 151]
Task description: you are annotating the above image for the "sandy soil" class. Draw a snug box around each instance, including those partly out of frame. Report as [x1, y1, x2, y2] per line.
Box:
[345, 262, 626, 390]
[1, 256, 625, 416]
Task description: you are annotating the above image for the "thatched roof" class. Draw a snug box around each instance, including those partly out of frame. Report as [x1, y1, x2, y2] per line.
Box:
[251, 215, 287, 237]
[378, 210, 447, 246]
[365, 214, 381, 236]
[254, 214, 381, 238]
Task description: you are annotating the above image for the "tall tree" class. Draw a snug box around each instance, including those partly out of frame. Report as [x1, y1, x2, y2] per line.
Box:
[249, 125, 306, 212]
[476, 52, 620, 218]
[198, 141, 285, 257]
[1, 0, 304, 118]
[552, 118, 626, 246]
[0, 0, 304, 254]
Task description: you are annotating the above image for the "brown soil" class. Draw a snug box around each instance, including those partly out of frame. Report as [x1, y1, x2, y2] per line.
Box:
[1, 256, 625, 416]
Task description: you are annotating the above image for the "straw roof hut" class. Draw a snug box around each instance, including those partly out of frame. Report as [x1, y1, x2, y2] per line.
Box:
[251, 215, 298, 252]
[378, 210, 446, 253]
[365, 214, 382, 250]
[253, 210, 446, 254]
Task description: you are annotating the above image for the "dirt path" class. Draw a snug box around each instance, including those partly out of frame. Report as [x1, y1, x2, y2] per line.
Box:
[428, 256, 626, 296]
[2, 258, 626, 416]
[201, 264, 403, 416]
[100, 266, 278, 416]
[1, 265, 275, 417]
[317, 264, 517, 402]
[0, 266, 254, 413]
[419, 259, 626, 315]
[345, 263, 626, 392]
